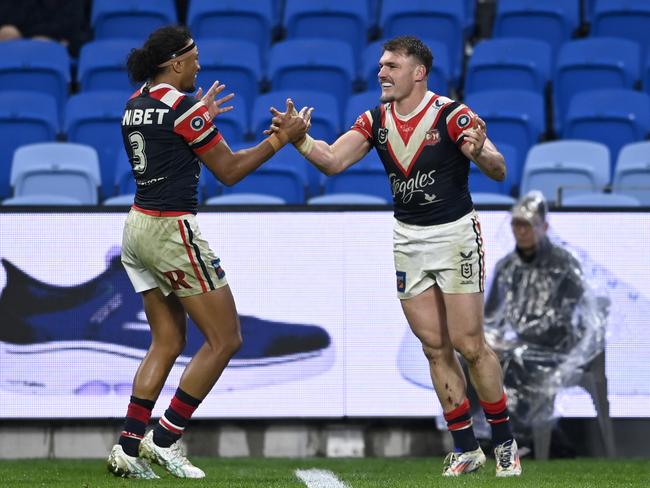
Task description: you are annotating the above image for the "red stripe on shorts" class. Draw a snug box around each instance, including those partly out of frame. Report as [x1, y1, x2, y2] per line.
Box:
[178, 219, 207, 293]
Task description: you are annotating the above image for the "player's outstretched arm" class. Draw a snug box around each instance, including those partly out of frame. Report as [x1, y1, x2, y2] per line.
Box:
[200, 99, 308, 186]
[461, 116, 506, 182]
[266, 105, 371, 176]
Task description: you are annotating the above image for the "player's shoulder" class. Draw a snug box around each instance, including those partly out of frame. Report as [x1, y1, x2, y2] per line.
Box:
[147, 83, 195, 112]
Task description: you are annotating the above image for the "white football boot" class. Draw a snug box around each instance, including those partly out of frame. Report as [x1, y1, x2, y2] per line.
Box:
[442, 446, 487, 476]
[139, 430, 205, 478]
[495, 439, 522, 477]
[107, 444, 159, 479]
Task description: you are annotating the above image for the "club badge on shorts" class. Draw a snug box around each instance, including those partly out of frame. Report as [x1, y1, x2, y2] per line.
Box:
[396, 271, 406, 292]
[211, 258, 226, 279]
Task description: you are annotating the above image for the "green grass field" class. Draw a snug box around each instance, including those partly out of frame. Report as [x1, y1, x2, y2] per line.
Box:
[2, 457, 649, 488]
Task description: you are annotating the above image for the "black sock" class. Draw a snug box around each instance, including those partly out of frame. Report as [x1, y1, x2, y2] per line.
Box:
[153, 388, 202, 448]
[481, 392, 514, 446]
[444, 398, 480, 452]
[118, 396, 155, 457]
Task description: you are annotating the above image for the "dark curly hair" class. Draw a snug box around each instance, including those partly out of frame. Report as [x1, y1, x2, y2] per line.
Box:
[126, 25, 192, 83]
[382, 36, 433, 75]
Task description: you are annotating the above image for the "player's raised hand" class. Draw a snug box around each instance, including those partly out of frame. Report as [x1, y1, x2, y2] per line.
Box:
[196, 80, 234, 121]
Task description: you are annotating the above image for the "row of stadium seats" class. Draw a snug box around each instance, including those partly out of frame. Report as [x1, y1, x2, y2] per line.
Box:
[3, 85, 649, 199]
[2, 140, 648, 207]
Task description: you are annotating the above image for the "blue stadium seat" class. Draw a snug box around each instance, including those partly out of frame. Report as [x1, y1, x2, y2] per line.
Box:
[380, 0, 465, 83]
[561, 191, 641, 207]
[91, 0, 177, 41]
[469, 143, 517, 195]
[471, 193, 516, 205]
[205, 193, 286, 205]
[592, 0, 650, 59]
[64, 91, 132, 199]
[554, 38, 641, 132]
[269, 39, 355, 113]
[188, 0, 272, 67]
[563, 89, 650, 166]
[612, 141, 650, 205]
[220, 162, 307, 204]
[193, 40, 262, 116]
[307, 193, 388, 205]
[10, 143, 100, 204]
[0, 91, 59, 199]
[252, 90, 341, 146]
[493, 0, 580, 56]
[465, 89, 546, 181]
[520, 140, 610, 203]
[465, 38, 551, 96]
[345, 90, 381, 129]
[102, 193, 135, 206]
[324, 166, 392, 202]
[77, 40, 138, 92]
[362, 39, 451, 95]
[213, 98, 248, 145]
[114, 149, 135, 196]
[643, 51, 650, 96]
[0, 40, 70, 124]
[2, 194, 83, 206]
[284, 0, 368, 72]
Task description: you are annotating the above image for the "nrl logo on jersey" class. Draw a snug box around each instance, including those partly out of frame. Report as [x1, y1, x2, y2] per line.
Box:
[378, 127, 389, 145]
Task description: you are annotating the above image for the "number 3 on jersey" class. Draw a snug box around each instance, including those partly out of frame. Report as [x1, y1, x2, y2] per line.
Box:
[129, 131, 147, 173]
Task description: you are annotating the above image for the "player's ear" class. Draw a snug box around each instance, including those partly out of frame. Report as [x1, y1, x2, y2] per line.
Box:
[414, 64, 426, 83]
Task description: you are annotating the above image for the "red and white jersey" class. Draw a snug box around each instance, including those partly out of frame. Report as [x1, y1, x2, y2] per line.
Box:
[351, 91, 476, 225]
[121, 83, 223, 213]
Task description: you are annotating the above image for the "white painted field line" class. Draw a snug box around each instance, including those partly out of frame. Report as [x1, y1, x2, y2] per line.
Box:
[295, 469, 351, 488]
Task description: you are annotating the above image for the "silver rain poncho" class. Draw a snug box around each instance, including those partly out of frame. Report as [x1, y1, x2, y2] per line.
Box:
[484, 235, 608, 431]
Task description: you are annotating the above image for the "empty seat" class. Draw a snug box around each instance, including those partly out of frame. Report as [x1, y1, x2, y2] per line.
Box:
[193, 39, 262, 112]
[554, 38, 640, 131]
[205, 193, 286, 205]
[92, 0, 177, 41]
[0, 91, 59, 199]
[612, 141, 650, 205]
[562, 192, 641, 207]
[284, 0, 368, 71]
[77, 40, 137, 92]
[269, 39, 355, 113]
[471, 192, 516, 205]
[493, 0, 580, 56]
[345, 90, 381, 129]
[64, 91, 132, 199]
[0, 40, 70, 123]
[465, 38, 551, 96]
[10, 142, 100, 204]
[114, 149, 135, 196]
[592, 0, 650, 59]
[469, 143, 517, 195]
[324, 166, 392, 201]
[213, 97, 248, 144]
[465, 89, 546, 180]
[220, 163, 307, 204]
[307, 193, 388, 205]
[362, 39, 450, 95]
[2, 194, 83, 206]
[563, 89, 650, 165]
[380, 0, 465, 82]
[102, 193, 135, 206]
[520, 140, 610, 203]
[188, 0, 272, 66]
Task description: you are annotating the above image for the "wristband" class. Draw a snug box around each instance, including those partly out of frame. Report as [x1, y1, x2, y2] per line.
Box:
[266, 131, 289, 153]
[294, 134, 315, 156]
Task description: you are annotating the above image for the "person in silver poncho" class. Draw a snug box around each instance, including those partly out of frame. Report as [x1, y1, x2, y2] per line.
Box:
[483, 190, 607, 439]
